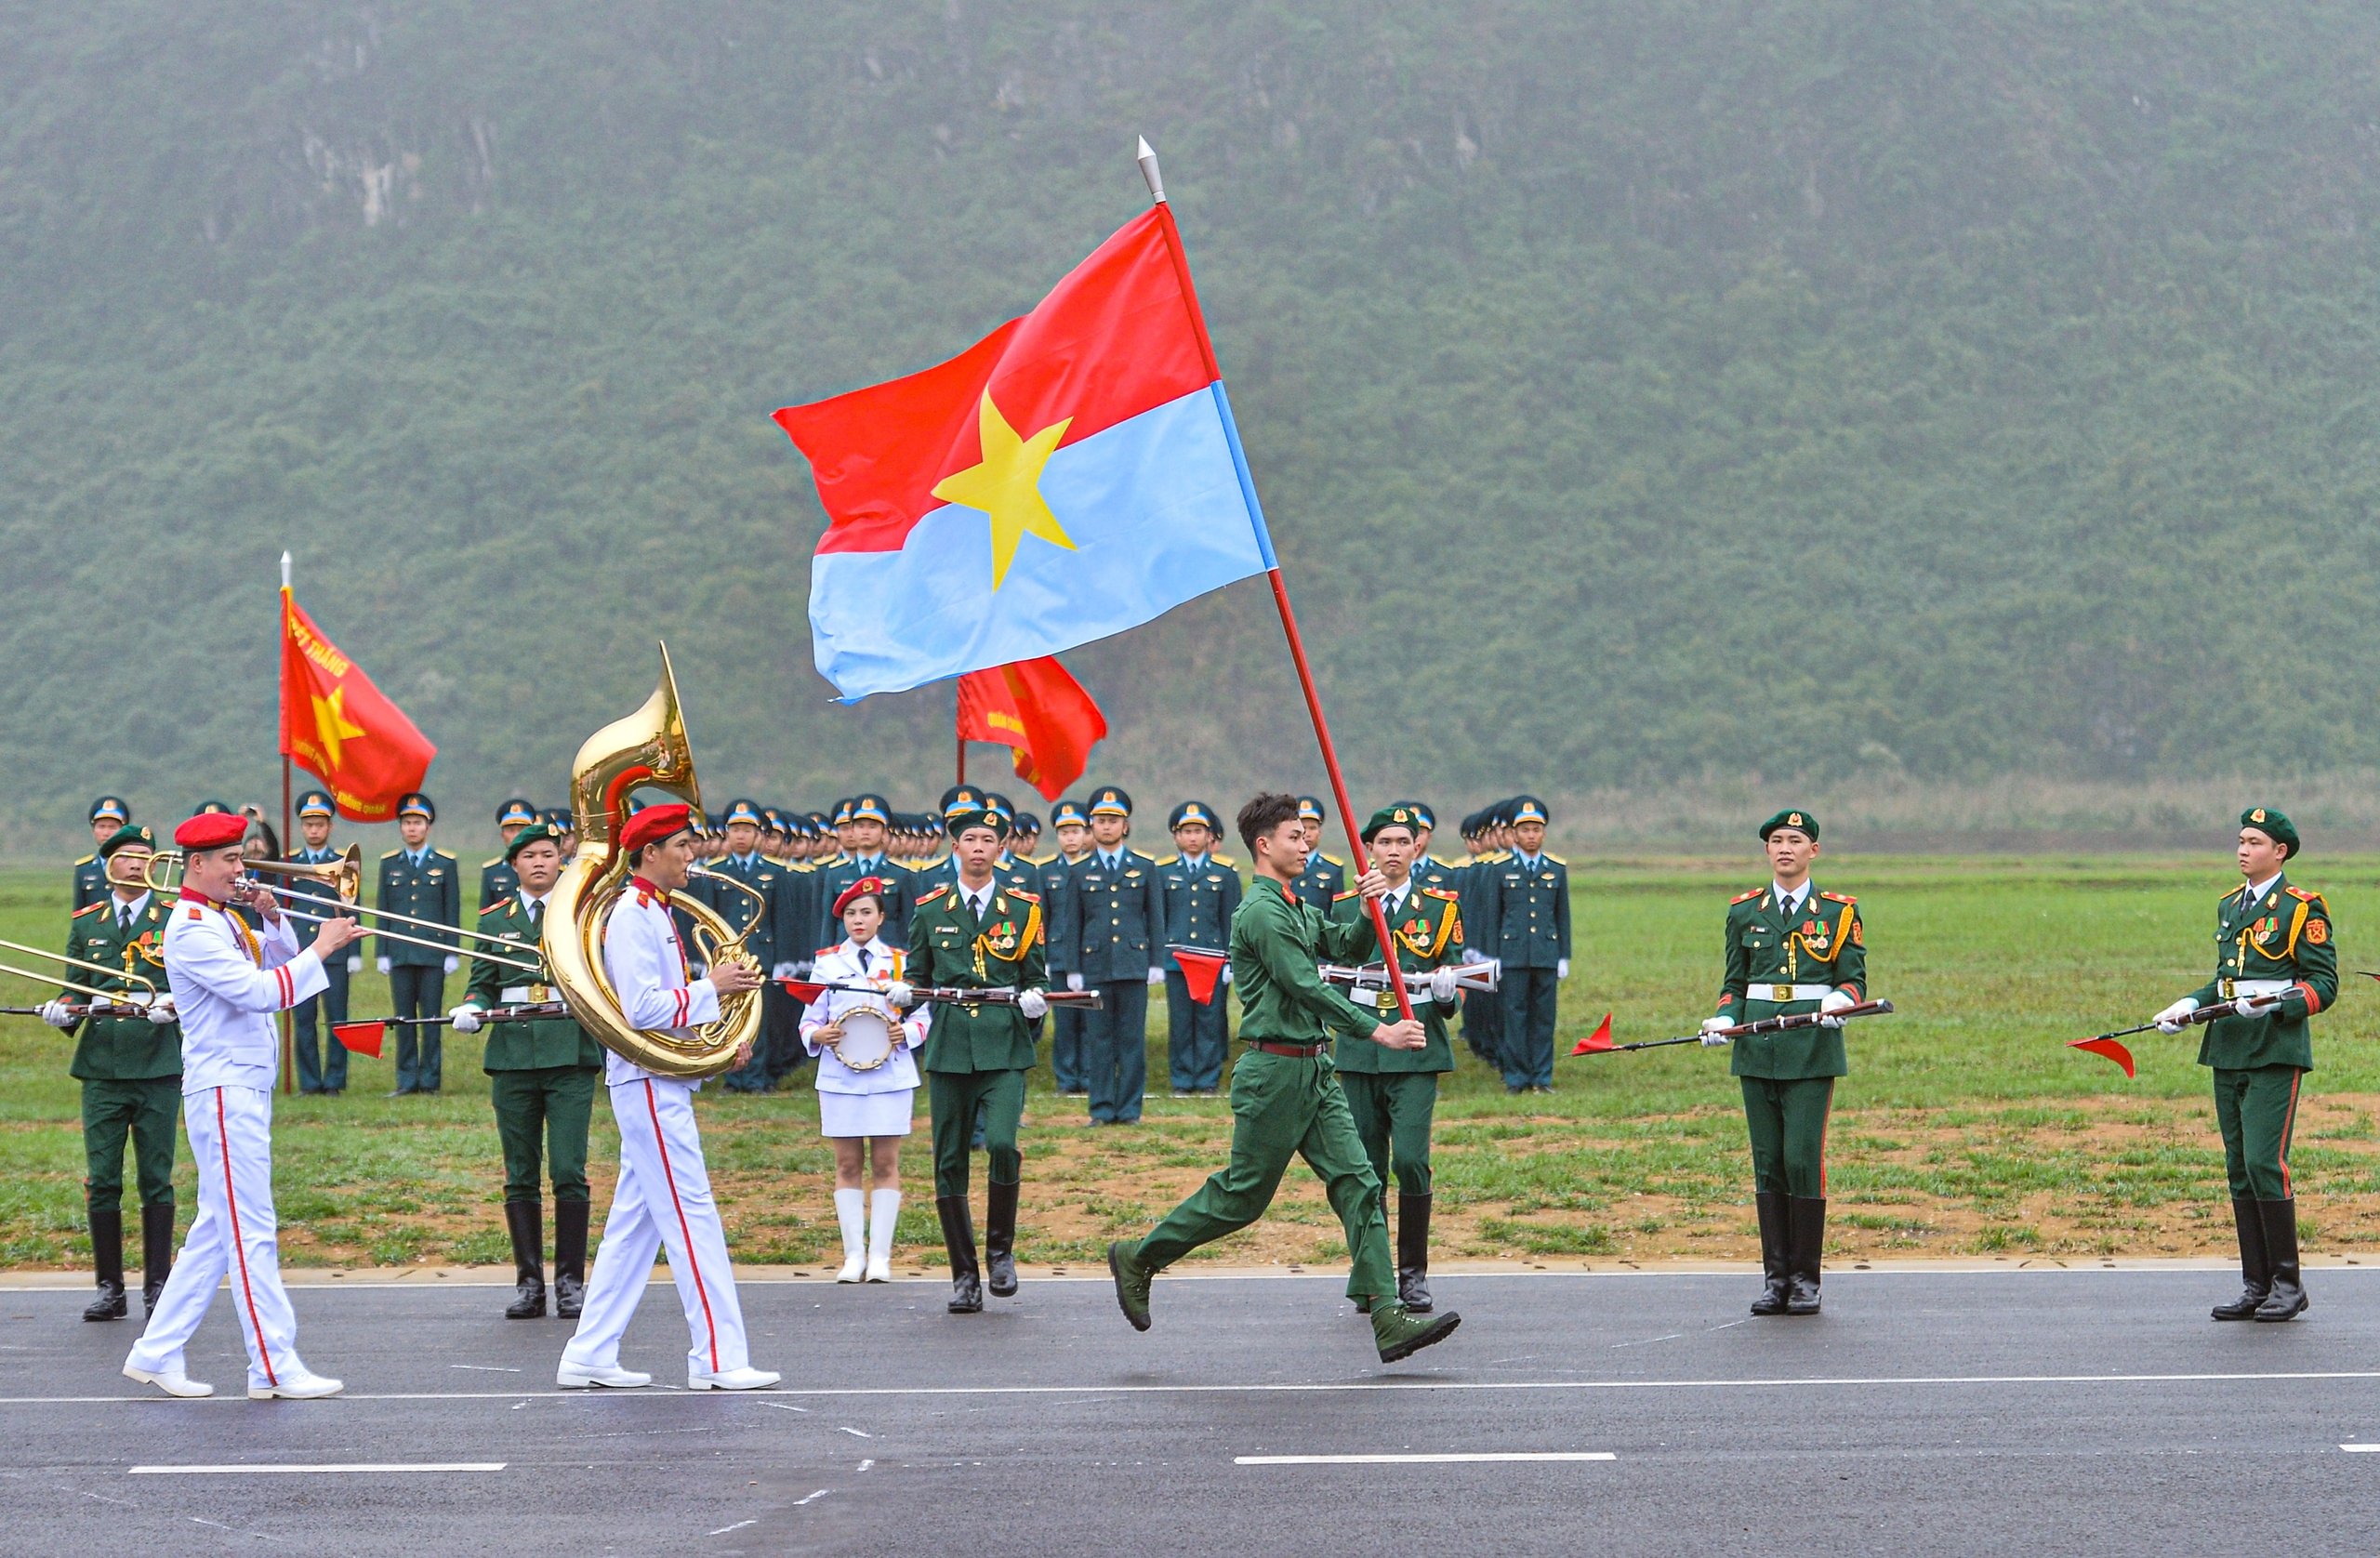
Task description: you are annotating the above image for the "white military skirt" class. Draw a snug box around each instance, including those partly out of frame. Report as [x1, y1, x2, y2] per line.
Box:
[819, 1087, 915, 1140]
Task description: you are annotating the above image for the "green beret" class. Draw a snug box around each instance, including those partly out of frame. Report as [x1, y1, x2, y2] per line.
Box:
[1360, 804, 1424, 843]
[99, 823, 155, 858]
[2241, 806, 2300, 857]
[945, 805, 1007, 839]
[1758, 808, 1819, 842]
[504, 821, 563, 864]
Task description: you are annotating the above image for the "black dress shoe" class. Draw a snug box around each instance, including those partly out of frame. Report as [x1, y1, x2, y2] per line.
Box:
[83, 1279, 127, 1323]
[2212, 1197, 2270, 1320]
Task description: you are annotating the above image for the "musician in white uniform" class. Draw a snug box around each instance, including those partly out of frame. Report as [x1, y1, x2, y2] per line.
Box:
[556, 802, 779, 1392]
[124, 812, 362, 1400]
[800, 876, 929, 1283]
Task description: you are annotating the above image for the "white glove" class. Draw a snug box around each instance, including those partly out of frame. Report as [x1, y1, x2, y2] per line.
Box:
[885, 980, 914, 1010]
[443, 955, 458, 975]
[141, 993, 176, 1026]
[1557, 958, 1571, 981]
[1018, 988, 1049, 1020]
[1699, 1015, 1734, 1047]
[1222, 965, 1233, 986]
[1427, 966, 1461, 1003]
[771, 962, 799, 981]
[377, 956, 391, 974]
[1147, 966, 1166, 987]
[1818, 989, 1857, 1029]
[2153, 997, 2197, 1035]
[346, 955, 363, 974]
[1066, 972, 1085, 993]
[1460, 946, 1486, 966]
[2231, 996, 2267, 1019]
[447, 1004, 484, 1035]
[39, 998, 74, 1029]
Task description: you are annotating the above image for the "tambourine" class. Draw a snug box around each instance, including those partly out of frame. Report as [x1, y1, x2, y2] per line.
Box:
[827, 1005, 901, 1072]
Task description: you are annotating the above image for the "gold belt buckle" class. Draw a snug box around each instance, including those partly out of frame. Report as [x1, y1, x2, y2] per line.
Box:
[2218, 979, 2235, 1000]
[530, 984, 549, 1003]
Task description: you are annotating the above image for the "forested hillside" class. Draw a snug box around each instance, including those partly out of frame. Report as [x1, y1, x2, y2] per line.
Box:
[4, 2, 2378, 839]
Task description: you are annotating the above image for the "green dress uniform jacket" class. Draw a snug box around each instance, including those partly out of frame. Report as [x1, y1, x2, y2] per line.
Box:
[62, 894, 181, 1080]
[908, 883, 1048, 1073]
[377, 847, 461, 964]
[2187, 877, 2336, 1072]
[1329, 885, 1462, 1074]
[1053, 849, 1164, 984]
[466, 895, 604, 1072]
[478, 857, 520, 911]
[72, 854, 109, 914]
[1290, 852, 1347, 912]
[1715, 884, 1867, 1079]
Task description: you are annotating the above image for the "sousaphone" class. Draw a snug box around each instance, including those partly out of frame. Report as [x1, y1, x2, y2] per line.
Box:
[542, 643, 761, 1079]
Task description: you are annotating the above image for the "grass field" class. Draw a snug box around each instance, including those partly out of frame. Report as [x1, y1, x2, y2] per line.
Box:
[5, 856, 2378, 1274]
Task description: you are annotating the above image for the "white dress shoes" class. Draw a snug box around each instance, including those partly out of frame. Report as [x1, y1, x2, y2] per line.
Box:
[688, 1366, 780, 1391]
[124, 1364, 213, 1398]
[557, 1360, 652, 1390]
[837, 1253, 866, 1283]
[249, 1371, 343, 1400]
[864, 1256, 892, 1283]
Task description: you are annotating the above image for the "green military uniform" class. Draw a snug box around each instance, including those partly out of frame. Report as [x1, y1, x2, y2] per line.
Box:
[1330, 817, 1463, 1312]
[465, 822, 602, 1319]
[378, 791, 460, 1094]
[2176, 806, 2334, 1323]
[1714, 807, 1865, 1316]
[907, 837, 1047, 1313]
[61, 826, 181, 1319]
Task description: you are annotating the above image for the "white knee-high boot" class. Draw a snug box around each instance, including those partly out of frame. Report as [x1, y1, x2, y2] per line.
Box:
[866, 1189, 901, 1282]
[834, 1188, 866, 1283]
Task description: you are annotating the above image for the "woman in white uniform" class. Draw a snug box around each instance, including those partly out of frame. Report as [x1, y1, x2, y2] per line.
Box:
[801, 877, 928, 1283]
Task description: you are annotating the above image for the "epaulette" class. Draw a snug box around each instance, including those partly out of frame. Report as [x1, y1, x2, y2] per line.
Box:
[1008, 888, 1040, 904]
[2287, 885, 2326, 904]
[381, 848, 403, 859]
[815, 944, 840, 959]
[479, 900, 509, 916]
[1731, 889, 1763, 904]
[915, 884, 951, 906]
[483, 856, 503, 869]
[1332, 888, 1361, 902]
[1542, 853, 1567, 866]
[1157, 853, 1180, 866]
[73, 900, 106, 918]
[1422, 887, 1458, 901]
[1212, 854, 1236, 868]
[1819, 891, 1855, 904]
[73, 853, 95, 867]
[1319, 853, 1346, 867]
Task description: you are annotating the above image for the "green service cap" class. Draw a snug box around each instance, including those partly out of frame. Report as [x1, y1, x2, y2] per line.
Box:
[2241, 806, 2300, 857]
[1758, 808, 1819, 842]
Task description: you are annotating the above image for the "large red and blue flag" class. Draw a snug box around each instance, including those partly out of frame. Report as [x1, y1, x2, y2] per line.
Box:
[774, 207, 1276, 700]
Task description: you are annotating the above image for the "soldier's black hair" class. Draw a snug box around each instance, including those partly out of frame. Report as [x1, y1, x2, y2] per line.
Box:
[1236, 792, 1302, 855]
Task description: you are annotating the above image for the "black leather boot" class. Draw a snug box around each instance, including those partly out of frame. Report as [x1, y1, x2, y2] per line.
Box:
[503, 1201, 547, 1318]
[553, 1199, 590, 1319]
[139, 1201, 175, 1314]
[83, 1207, 126, 1322]
[2211, 1197, 2270, 1320]
[938, 1195, 982, 1314]
[1785, 1195, 1825, 1315]
[2254, 1198, 2307, 1321]
[1750, 1192, 1791, 1316]
[1396, 1192, 1434, 1313]
[985, 1179, 1020, 1298]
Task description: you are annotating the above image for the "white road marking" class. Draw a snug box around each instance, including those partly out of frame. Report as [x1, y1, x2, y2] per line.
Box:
[1237, 1452, 1616, 1465]
[791, 1488, 831, 1506]
[838, 1426, 872, 1438]
[13, 1367, 2380, 1408]
[707, 1519, 758, 1535]
[2343, 1444, 2380, 1452]
[450, 1365, 522, 1373]
[130, 1462, 505, 1475]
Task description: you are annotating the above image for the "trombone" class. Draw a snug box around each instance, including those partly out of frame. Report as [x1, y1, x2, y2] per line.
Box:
[0, 936, 161, 1009]
[140, 843, 364, 902]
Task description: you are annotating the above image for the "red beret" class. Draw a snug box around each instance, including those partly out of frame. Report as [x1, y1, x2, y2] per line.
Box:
[174, 812, 247, 851]
[833, 876, 886, 919]
[617, 801, 693, 857]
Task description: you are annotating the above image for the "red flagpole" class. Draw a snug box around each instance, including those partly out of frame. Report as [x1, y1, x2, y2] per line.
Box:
[278, 553, 297, 1095]
[1137, 141, 1414, 1023]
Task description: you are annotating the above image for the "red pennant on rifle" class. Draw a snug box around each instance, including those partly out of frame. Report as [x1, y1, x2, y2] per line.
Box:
[779, 978, 827, 1004]
[332, 1022, 386, 1059]
[1171, 947, 1228, 1005]
[2069, 1036, 2135, 1078]
[1569, 1012, 1614, 1054]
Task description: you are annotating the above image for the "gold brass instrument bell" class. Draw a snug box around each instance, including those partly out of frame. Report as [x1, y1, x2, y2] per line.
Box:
[540, 642, 763, 1079]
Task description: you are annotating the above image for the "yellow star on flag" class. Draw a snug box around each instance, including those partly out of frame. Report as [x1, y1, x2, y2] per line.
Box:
[931, 390, 1077, 588]
[312, 684, 367, 769]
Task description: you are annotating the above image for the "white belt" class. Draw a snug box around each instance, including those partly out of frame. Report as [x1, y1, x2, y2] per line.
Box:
[499, 984, 552, 1003]
[1747, 983, 1833, 1002]
[2220, 978, 2291, 999]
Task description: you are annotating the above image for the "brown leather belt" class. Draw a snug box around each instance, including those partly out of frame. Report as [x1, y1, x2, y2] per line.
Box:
[1247, 1041, 1326, 1058]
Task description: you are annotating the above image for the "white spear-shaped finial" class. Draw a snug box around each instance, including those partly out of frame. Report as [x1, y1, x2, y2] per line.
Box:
[1137, 136, 1165, 205]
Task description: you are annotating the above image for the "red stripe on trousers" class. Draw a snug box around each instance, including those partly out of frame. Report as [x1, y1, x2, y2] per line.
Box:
[2281, 1070, 2302, 1197]
[214, 1089, 278, 1387]
[642, 1080, 720, 1372]
[1818, 1078, 1834, 1196]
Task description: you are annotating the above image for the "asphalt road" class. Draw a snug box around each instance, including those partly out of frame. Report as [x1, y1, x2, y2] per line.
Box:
[3, 1267, 2378, 1556]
